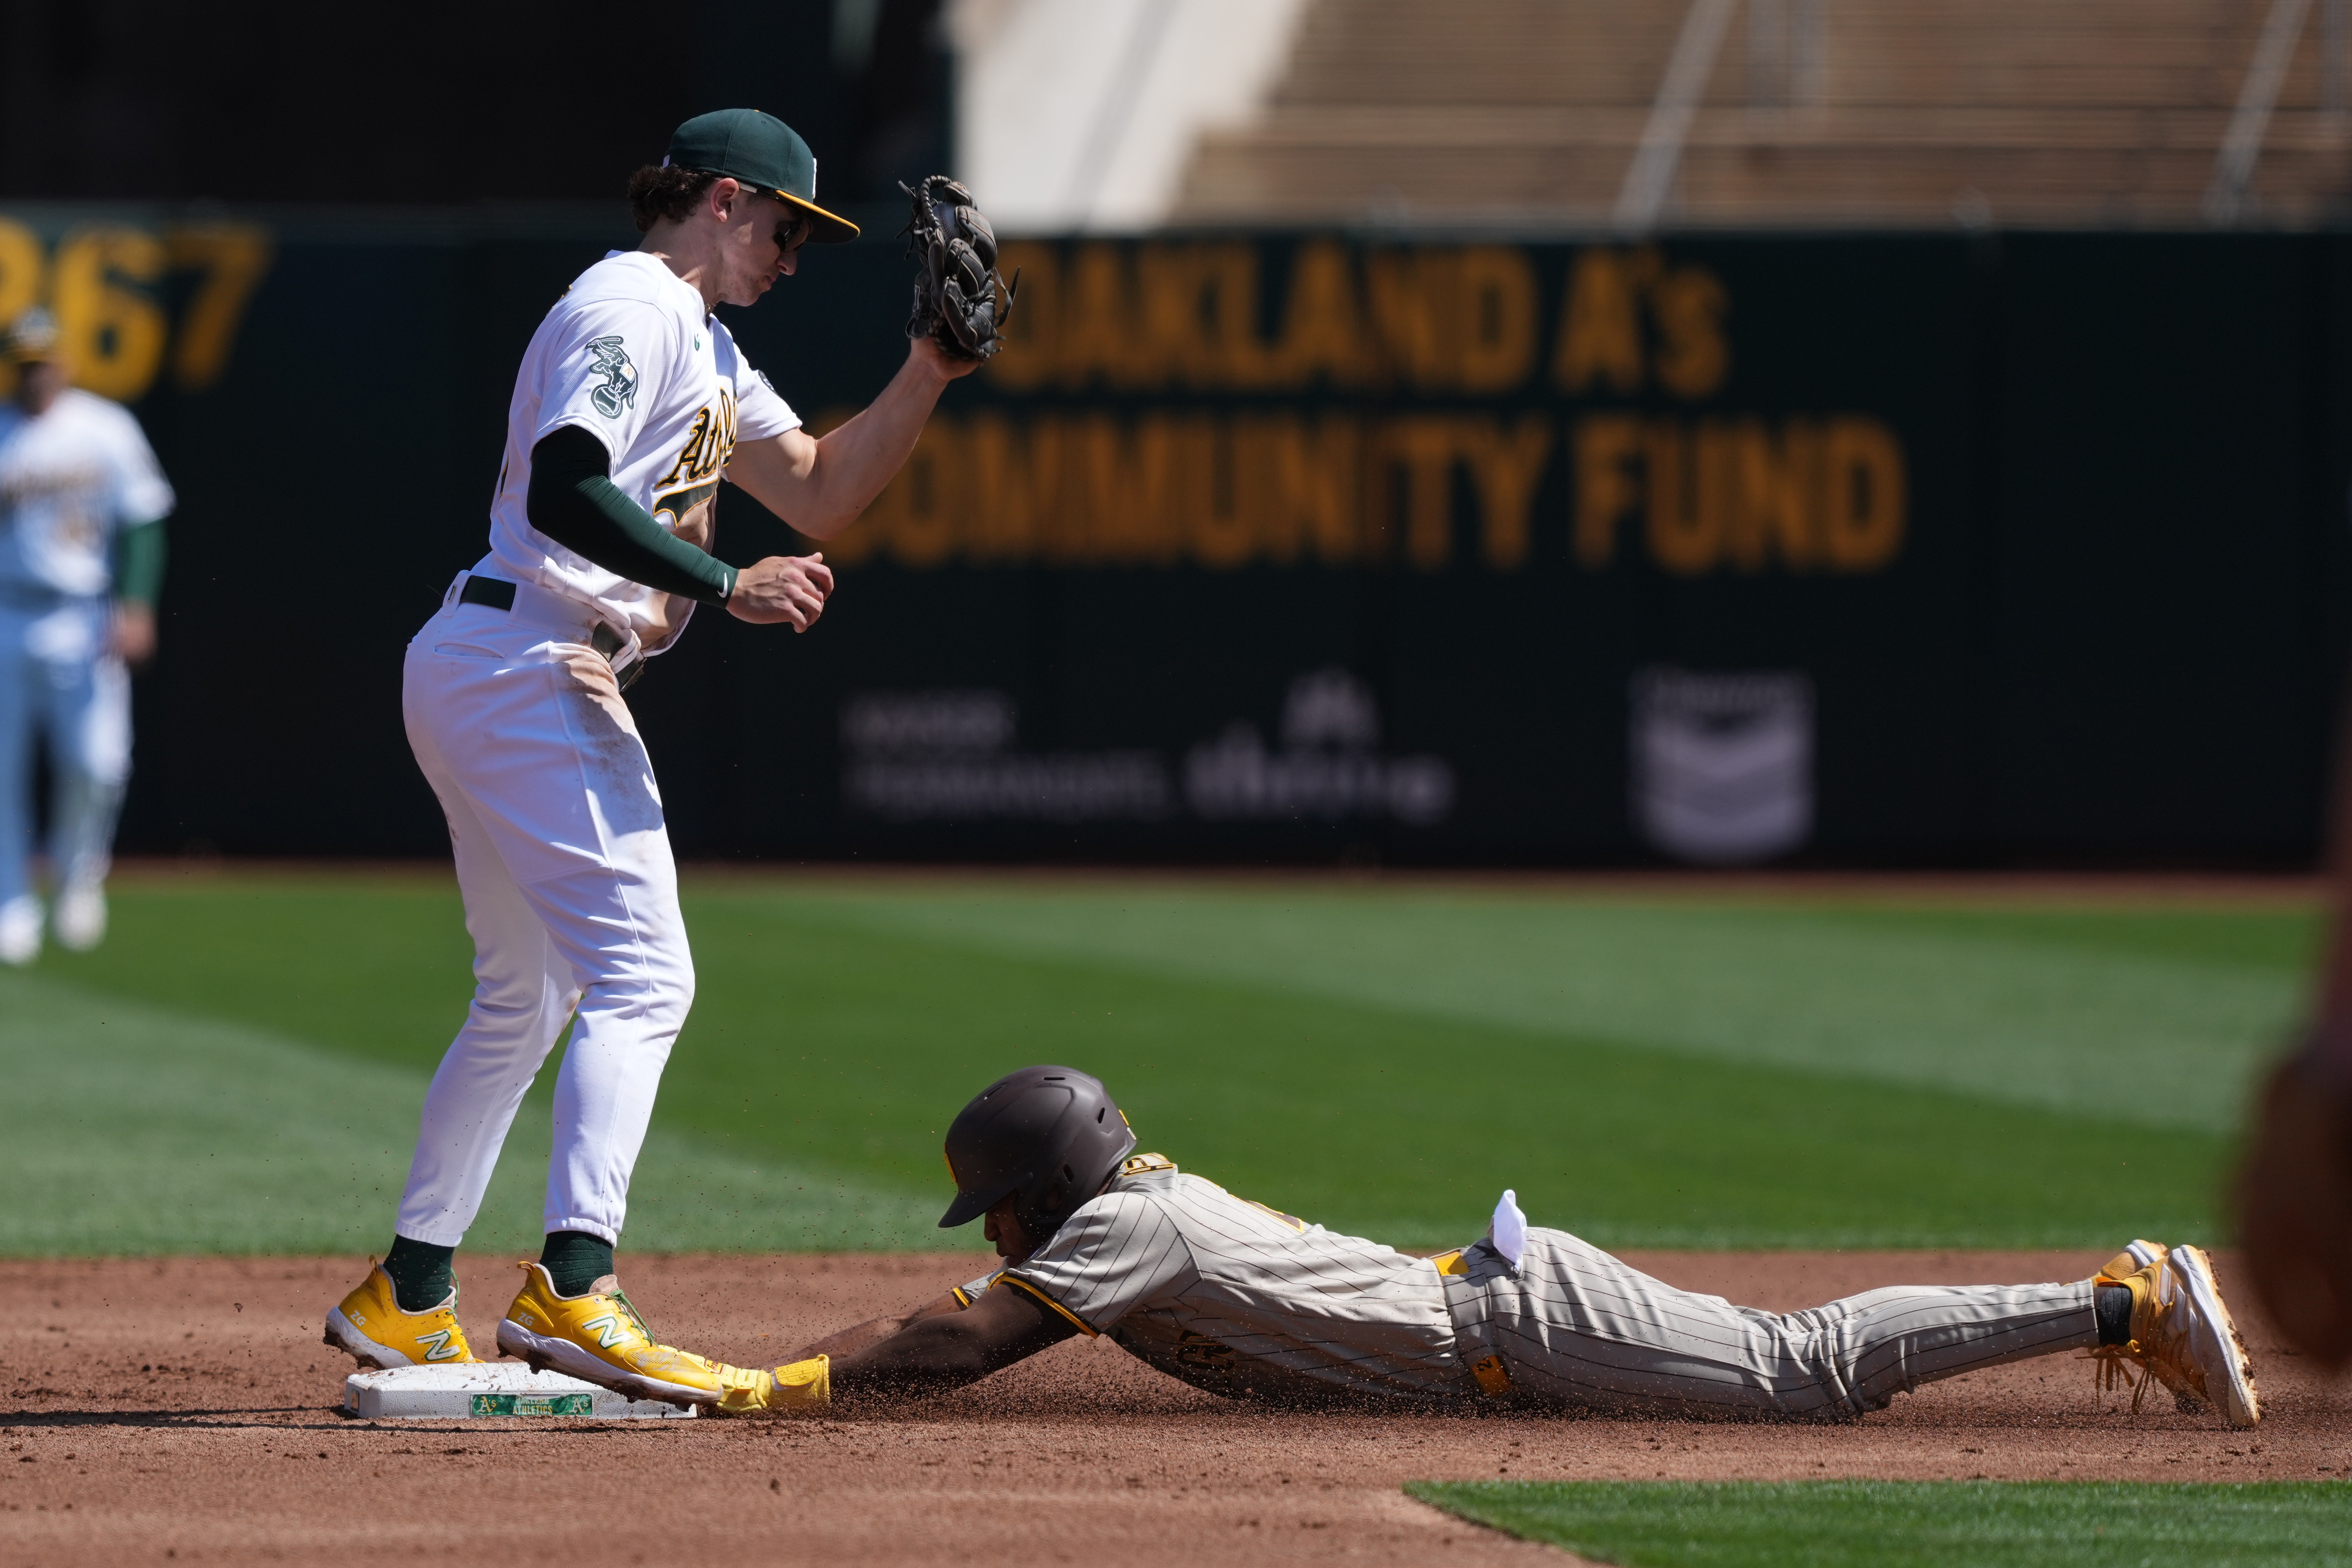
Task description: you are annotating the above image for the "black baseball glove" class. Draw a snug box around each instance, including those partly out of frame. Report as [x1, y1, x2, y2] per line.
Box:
[901, 175, 1016, 361]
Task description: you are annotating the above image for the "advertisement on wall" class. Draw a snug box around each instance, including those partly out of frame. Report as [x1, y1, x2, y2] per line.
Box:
[0, 209, 2338, 863]
[697, 230, 1977, 862]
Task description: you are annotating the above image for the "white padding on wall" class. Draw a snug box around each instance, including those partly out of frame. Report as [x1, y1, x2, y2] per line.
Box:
[949, 0, 1309, 233]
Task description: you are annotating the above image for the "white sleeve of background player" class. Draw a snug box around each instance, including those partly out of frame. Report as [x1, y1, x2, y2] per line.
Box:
[730, 348, 799, 442]
[104, 405, 174, 525]
[529, 294, 675, 464]
[1001, 1190, 1196, 1335]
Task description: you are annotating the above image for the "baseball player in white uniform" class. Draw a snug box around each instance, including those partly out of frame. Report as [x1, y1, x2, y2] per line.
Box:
[0, 307, 173, 966]
[324, 108, 978, 1407]
[715, 1067, 2262, 1429]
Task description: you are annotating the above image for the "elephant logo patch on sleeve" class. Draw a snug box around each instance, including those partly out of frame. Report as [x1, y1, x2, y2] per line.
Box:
[586, 336, 640, 417]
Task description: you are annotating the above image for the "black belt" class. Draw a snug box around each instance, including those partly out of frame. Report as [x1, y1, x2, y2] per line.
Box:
[457, 574, 516, 611]
[458, 575, 641, 690]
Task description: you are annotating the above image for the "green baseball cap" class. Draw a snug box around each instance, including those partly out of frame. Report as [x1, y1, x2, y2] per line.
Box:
[664, 108, 860, 244]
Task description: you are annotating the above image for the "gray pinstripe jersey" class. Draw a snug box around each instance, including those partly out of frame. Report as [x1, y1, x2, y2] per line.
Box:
[968, 1156, 2100, 1417]
[987, 1157, 1469, 1402]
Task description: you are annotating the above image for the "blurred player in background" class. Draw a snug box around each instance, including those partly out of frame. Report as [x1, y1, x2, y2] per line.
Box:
[2237, 701, 2352, 1370]
[0, 307, 173, 966]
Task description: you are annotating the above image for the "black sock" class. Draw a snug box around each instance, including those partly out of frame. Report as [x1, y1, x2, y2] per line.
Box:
[539, 1231, 614, 1297]
[381, 1236, 455, 1313]
[2094, 1282, 2133, 1346]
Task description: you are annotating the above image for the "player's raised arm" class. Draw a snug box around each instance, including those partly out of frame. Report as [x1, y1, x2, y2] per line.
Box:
[723, 338, 974, 541]
[722, 176, 1008, 541]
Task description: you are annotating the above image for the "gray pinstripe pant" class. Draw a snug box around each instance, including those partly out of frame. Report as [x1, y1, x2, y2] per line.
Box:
[1445, 1228, 2095, 1419]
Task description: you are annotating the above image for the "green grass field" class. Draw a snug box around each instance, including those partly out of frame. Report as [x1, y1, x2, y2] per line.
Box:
[0, 869, 2316, 1256]
[1405, 1481, 2352, 1566]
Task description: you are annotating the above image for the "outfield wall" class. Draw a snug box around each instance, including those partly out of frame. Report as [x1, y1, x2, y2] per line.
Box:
[2, 206, 2346, 865]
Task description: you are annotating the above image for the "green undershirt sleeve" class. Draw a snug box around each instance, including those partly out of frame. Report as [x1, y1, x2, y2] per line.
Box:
[526, 425, 735, 605]
[112, 519, 167, 607]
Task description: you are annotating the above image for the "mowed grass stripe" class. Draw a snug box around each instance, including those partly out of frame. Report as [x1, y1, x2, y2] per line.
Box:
[0, 969, 946, 1257]
[49, 876, 2316, 1130]
[766, 884, 2310, 1131]
[1406, 1480, 2352, 1567]
[12, 872, 2254, 1253]
[664, 906, 2233, 1247]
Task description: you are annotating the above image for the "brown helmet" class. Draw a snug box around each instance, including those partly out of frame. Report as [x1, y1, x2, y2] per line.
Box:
[938, 1065, 1136, 1241]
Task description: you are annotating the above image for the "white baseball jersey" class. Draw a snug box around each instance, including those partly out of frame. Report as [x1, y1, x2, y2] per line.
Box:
[476, 250, 800, 651]
[0, 388, 175, 599]
[980, 1156, 1467, 1401]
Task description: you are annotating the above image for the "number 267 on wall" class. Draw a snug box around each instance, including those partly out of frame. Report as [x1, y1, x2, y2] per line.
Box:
[0, 218, 272, 404]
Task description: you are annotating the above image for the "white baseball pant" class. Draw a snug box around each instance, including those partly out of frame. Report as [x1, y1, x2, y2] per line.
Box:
[0, 597, 131, 909]
[394, 574, 690, 1247]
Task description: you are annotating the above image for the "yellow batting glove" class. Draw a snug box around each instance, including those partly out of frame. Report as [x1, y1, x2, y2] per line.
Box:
[714, 1354, 830, 1415]
[771, 1355, 830, 1411]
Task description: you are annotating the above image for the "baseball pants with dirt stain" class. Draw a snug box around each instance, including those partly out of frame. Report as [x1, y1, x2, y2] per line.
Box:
[393, 576, 692, 1249]
[1445, 1227, 2094, 1417]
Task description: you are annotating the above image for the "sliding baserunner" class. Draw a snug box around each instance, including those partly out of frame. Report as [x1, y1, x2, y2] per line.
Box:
[710, 1066, 2260, 1428]
[323, 109, 981, 1409]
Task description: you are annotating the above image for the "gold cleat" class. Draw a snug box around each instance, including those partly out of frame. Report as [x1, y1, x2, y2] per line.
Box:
[2088, 1241, 2261, 1429]
[495, 1260, 759, 1410]
[2099, 1239, 2169, 1278]
[324, 1264, 477, 1369]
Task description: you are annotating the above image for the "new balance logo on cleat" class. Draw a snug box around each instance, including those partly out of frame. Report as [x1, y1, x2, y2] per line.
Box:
[324, 1264, 478, 1369]
[582, 1314, 631, 1351]
[496, 1260, 761, 1411]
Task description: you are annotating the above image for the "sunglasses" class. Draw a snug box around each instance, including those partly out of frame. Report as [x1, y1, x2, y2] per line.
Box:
[773, 212, 812, 253]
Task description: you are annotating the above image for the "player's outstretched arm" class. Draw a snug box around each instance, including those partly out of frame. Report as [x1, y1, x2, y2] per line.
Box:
[724, 337, 977, 541]
[786, 1291, 964, 1362]
[822, 1279, 1075, 1400]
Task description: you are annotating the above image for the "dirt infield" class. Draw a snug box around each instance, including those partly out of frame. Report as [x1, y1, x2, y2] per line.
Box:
[3, 1250, 2344, 1566]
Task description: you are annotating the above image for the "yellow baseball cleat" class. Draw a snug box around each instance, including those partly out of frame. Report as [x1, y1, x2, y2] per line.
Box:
[495, 1261, 758, 1410]
[324, 1264, 477, 1369]
[2098, 1238, 2168, 1278]
[2089, 1241, 2261, 1429]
